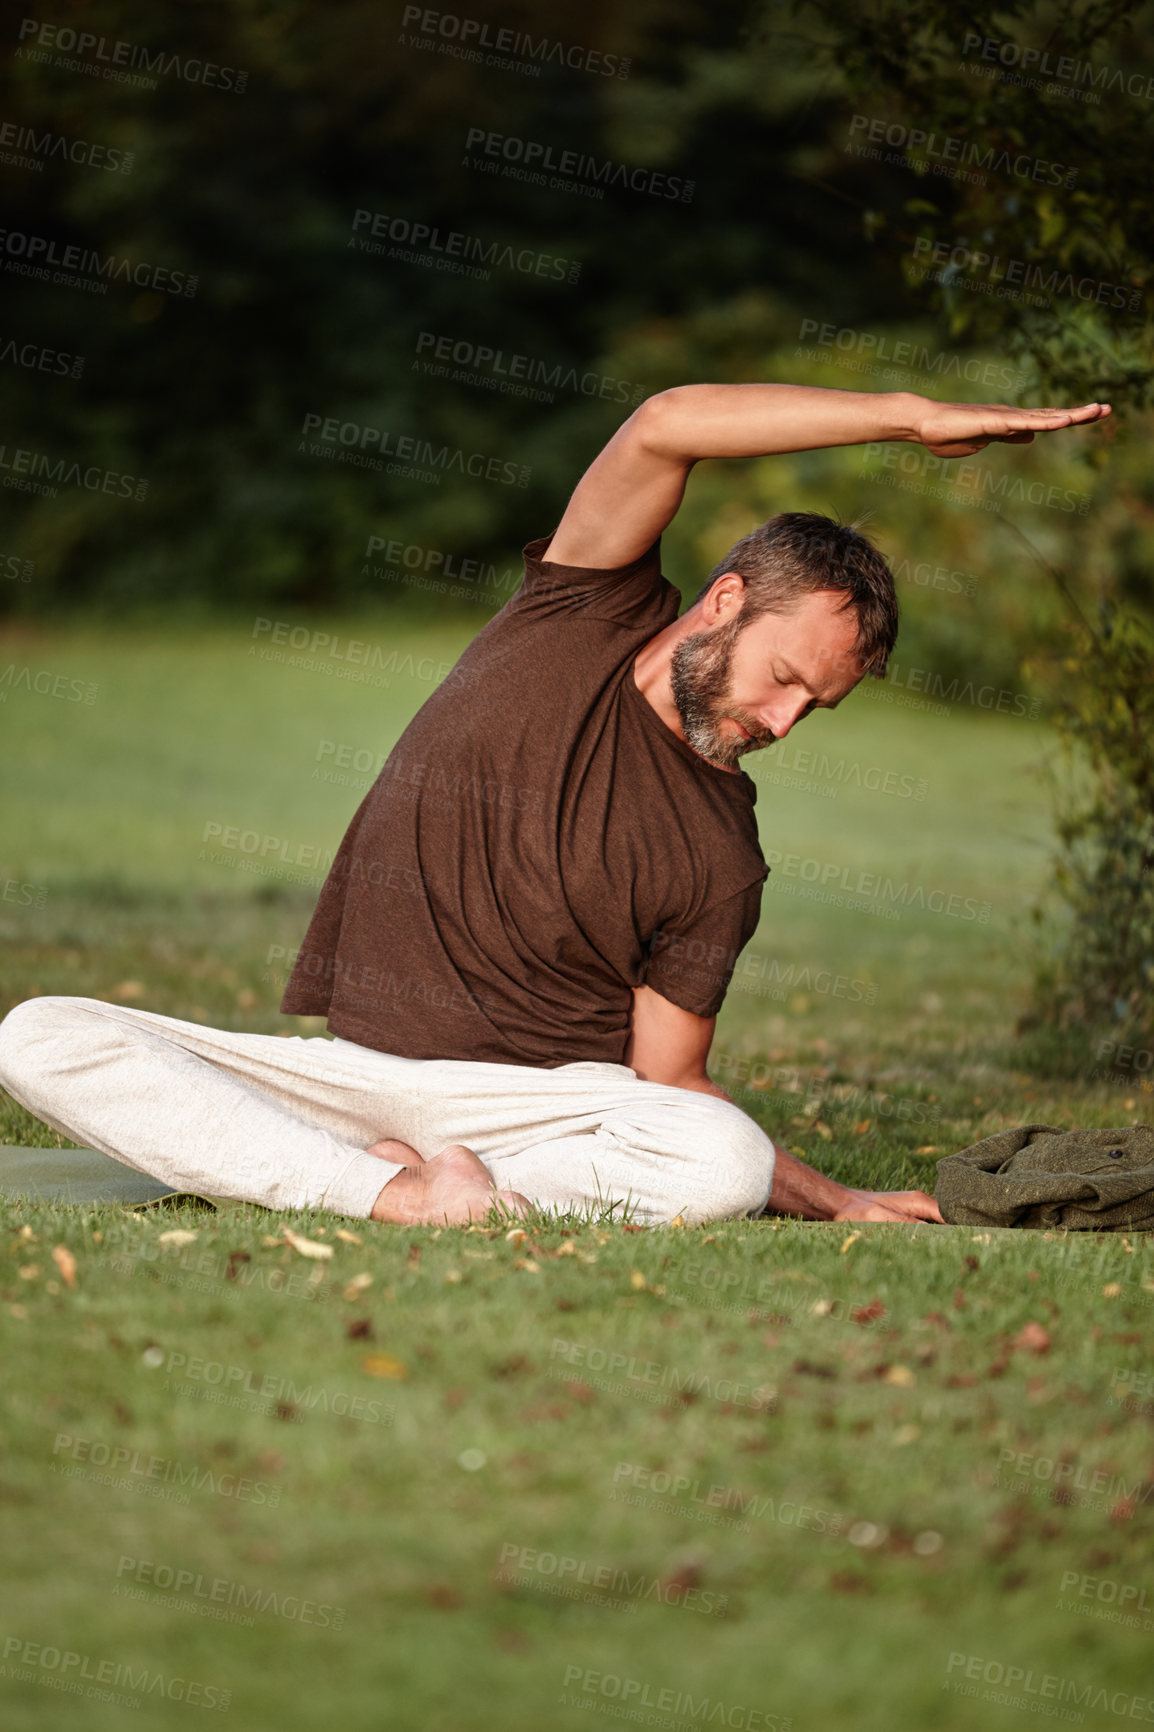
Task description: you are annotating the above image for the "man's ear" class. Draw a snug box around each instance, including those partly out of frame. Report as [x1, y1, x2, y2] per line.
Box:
[700, 571, 746, 623]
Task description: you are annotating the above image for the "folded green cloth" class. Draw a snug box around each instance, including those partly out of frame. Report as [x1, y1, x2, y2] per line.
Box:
[935, 1123, 1154, 1230]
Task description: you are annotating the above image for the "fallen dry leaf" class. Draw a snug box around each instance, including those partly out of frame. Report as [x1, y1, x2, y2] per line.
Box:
[882, 1365, 916, 1388]
[334, 1228, 362, 1246]
[1013, 1321, 1052, 1355]
[515, 1258, 541, 1274]
[343, 1272, 373, 1301]
[629, 1271, 648, 1290]
[1102, 1283, 1123, 1298]
[668, 1214, 687, 1229]
[554, 1240, 577, 1257]
[839, 1233, 861, 1256]
[505, 1228, 528, 1248]
[362, 1353, 407, 1379]
[915, 1145, 939, 1156]
[51, 1246, 78, 1289]
[279, 1226, 333, 1261]
[157, 1230, 198, 1248]
[814, 1121, 833, 1141]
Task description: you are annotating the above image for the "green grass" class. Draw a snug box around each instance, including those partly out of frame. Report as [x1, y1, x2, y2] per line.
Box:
[1, 617, 1151, 1731]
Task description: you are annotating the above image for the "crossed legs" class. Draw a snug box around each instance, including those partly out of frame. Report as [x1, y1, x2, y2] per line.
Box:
[0, 997, 776, 1227]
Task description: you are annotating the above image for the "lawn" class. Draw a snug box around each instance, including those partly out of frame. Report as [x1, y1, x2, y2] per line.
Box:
[1, 616, 1151, 1732]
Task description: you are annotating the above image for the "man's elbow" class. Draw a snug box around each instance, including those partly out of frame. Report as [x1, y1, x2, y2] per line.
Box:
[632, 386, 701, 461]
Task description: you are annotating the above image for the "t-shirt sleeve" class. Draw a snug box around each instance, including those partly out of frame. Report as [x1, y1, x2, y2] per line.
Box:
[643, 876, 767, 1019]
[508, 531, 675, 625]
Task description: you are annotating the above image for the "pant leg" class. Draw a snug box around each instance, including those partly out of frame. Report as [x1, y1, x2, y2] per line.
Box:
[0, 996, 426, 1216]
[0, 998, 774, 1226]
[409, 1057, 776, 1227]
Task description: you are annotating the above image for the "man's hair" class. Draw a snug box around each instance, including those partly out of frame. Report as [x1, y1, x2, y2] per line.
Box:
[693, 511, 899, 678]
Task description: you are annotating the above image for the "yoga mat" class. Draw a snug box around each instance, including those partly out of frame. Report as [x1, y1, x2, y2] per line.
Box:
[0, 1145, 222, 1209]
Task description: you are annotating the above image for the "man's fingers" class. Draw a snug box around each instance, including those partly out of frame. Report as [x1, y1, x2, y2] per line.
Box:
[885, 1189, 945, 1222]
[998, 402, 1108, 422]
[922, 400, 1111, 452]
[833, 1189, 944, 1225]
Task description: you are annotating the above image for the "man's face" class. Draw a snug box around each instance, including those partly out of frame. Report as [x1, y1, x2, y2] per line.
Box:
[670, 588, 867, 770]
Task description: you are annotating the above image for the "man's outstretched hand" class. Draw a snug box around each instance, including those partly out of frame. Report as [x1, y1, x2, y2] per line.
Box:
[914, 397, 1111, 459]
[832, 1188, 944, 1225]
[762, 1141, 945, 1225]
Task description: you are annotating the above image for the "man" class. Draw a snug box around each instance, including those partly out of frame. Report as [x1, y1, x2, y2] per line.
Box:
[0, 383, 1110, 1227]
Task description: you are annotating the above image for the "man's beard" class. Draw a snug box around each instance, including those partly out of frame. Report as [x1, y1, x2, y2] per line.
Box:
[669, 615, 777, 769]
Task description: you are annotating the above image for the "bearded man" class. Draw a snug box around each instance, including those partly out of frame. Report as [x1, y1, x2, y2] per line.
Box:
[0, 384, 1109, 1226]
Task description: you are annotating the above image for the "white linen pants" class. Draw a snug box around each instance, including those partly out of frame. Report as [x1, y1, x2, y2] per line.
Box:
[0, 996, 777, 1226]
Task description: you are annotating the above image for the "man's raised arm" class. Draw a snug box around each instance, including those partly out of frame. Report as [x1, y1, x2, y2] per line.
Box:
[547, 383, 1111, 572]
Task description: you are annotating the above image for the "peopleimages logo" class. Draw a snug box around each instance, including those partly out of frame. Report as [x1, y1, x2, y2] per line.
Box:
[945, 1650, 1154, 1721]
[16, 17, 249, 92]
[796, 318, 1024, 392]
[400, 6, 631, 78]
[847, 113, 1076, 188]
[498, 1544, 728, 1615]
[911, 237, 1142, 313]
[462, 127, 694, 202]
[761, 849, 992, 921]
[1, 1637, 230, 1712]
[0, 118, 133, 174]
[0, 227, 197, 296]
[549, 1338, 776, 1411]
[560, 1666, 792, 1729]
[51, 1432, 281, 1506]
[960, 30, 1154, 102]
[350, 209, 581, 285]
[115, 1556, 347, 1629]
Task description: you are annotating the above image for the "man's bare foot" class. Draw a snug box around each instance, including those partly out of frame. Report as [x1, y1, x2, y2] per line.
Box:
[369, 1142, 530, 1226]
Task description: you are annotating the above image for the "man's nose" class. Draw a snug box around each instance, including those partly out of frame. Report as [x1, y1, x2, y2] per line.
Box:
[754, 695, 811, 741]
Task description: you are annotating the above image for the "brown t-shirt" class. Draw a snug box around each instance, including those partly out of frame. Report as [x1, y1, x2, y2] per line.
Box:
[280, 533, 768, 1065]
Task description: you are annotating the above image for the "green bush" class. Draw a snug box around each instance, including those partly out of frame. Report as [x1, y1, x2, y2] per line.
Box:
[1024, 602, 1154, 1058]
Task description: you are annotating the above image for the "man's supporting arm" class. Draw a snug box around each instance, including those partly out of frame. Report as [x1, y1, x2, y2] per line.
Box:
[626, 984, 943, 1225]
[547, 383, 1110, 572]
